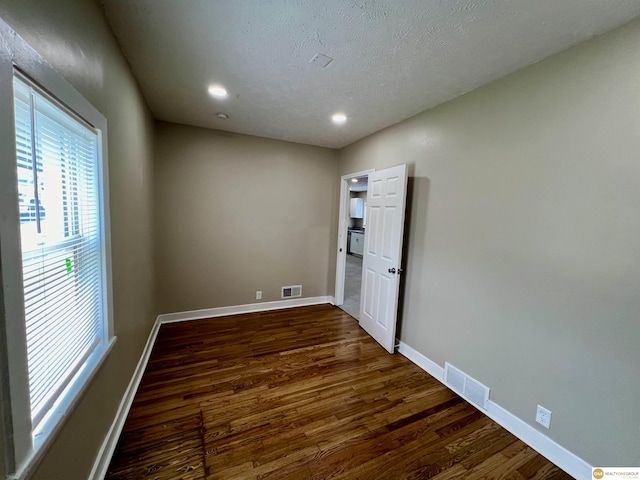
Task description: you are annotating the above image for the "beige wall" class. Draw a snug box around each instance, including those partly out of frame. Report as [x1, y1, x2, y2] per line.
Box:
[155, 122, 338, 313]
[338, 19, 640, 466]
[0, 0, 156, 478]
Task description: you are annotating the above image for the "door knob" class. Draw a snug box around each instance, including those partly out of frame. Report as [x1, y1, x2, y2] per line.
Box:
[388, 268, 396, 274]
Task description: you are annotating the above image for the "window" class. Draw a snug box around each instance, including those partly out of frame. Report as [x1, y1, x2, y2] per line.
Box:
[13, 74, 107, 434]
[0, 18, 114, 478]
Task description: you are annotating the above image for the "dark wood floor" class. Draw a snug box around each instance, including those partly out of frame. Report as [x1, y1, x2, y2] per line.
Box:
[106, 304, 573, 480]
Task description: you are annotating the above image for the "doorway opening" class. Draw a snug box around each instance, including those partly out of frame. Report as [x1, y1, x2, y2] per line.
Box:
[335, 169, 373, 320]
[335, 164, 409, 352]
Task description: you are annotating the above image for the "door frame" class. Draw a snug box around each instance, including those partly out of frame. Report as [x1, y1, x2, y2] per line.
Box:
[334, 169, 374, 306]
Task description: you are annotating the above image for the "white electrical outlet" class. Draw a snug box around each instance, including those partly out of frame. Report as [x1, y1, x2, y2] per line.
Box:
[256, 291, 262, 300]
[536, 405, 551, 429]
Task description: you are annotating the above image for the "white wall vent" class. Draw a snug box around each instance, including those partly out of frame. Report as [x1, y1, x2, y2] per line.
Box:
[444, 362, 490, 410]
[444, 363, 466, 393]
[281, 285, 302, 299]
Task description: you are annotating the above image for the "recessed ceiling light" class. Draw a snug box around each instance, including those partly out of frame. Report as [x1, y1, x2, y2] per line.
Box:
[217, 112, 229, 119]
[332, 113, 347, 125]
[208, 85, 228, 98]
[351, 178, 358, 183]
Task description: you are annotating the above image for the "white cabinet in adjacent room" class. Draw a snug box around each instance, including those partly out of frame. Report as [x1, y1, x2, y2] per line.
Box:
[350, 198, 364, 218]
[350, 232, 364, 256]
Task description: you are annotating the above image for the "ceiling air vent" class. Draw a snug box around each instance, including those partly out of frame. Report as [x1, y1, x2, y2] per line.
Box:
[444, 362, 490, 410]
[309, 53, 333, 68]
[281, 285, 302, 299]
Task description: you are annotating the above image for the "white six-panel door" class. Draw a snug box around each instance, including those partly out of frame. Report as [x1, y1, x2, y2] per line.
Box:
[359, 164, 408, 353]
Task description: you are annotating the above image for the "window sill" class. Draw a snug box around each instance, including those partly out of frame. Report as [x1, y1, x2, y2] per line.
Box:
[10, 336, 117, 480]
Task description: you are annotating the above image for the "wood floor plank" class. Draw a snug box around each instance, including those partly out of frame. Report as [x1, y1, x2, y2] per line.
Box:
[106, 305, 574, 479]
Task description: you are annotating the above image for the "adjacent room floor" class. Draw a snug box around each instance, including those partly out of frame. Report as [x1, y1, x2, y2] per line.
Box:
[340, 253, 362, 320]
[106, 305, 572, 480]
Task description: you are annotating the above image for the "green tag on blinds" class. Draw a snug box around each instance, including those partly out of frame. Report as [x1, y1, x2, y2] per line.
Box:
[65, 258, 72, 273]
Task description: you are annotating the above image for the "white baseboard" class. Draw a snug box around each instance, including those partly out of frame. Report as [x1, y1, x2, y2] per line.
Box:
[485, 399, 591, 480]
[90, 296, 334, 478]
[397, 340, 444, 382]
[397, 341, 591, 480]
[157, 296, 334, 324]
[89, 318, 162, 480]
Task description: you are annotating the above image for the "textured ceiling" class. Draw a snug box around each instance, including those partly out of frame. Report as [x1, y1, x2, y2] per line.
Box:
[101, 0, 640, 149]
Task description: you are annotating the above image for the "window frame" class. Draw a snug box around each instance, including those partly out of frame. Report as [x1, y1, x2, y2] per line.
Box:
[0, 17, 115, 479]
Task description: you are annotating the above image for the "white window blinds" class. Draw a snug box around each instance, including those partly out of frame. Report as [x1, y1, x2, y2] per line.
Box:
[13, 75, 105, 430]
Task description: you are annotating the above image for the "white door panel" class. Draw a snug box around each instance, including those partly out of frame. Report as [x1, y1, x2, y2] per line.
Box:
[359, 164, 408, 353]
